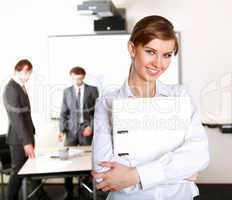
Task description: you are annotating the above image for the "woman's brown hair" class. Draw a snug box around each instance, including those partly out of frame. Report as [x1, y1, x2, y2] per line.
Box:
[129, 15, 178, 55]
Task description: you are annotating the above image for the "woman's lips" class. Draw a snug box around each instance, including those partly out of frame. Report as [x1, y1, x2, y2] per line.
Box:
[146, 67, 161, 76]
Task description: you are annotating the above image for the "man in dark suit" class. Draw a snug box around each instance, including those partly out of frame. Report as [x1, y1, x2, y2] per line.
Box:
[58, 66, 99, 200]
[3, 59, 50, 200]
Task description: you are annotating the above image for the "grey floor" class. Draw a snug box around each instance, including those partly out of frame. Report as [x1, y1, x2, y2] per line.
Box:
[1, 184, 232, 200]
[0, 184, 108, 200]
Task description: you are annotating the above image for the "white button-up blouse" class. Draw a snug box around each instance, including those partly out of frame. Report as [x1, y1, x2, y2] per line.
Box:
[93, 80, 209, 200]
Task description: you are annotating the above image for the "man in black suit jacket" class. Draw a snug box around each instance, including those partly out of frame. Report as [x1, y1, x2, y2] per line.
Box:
[58, 67, 99, 200]
[3, 59, 49, 200]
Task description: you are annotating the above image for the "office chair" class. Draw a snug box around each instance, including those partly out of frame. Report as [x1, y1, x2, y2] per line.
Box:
[0, 134, 11, 200]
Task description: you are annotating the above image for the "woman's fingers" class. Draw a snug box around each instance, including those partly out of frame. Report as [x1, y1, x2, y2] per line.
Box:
[96, 180, 108, 190]
[98, 161, 116, 168]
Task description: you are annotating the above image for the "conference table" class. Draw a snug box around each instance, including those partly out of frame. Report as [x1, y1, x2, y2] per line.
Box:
[18, 145, 96, 200]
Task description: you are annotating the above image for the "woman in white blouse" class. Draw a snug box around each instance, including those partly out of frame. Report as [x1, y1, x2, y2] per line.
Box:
[92, 15, 209, 200]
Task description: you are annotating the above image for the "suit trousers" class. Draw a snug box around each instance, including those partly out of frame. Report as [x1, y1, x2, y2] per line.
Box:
[64, 123, 92, 146]
[7, 145, 46, 200]
[64, 123, 92, 196]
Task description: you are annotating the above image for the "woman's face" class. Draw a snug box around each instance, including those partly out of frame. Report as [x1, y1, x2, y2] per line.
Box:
[128, 38, 176, 82]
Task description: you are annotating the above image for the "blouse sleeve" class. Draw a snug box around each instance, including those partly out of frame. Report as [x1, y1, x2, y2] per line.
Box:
[136, 86, 210, 190]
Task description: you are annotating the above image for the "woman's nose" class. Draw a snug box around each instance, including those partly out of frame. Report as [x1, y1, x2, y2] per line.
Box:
[152, 55, 163, 70]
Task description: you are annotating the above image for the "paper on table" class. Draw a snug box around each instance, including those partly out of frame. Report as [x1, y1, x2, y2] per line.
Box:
[69, 148, 84, 156]
[36, 148, 85, 159]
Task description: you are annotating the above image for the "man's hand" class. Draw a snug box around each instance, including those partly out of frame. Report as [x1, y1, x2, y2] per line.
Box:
[24, 144, 35, 159]
[92, 161, 140, 192]
[82, 126, 92, 137]
[58, 132, 65, 142]
[185, 173, 198, 182]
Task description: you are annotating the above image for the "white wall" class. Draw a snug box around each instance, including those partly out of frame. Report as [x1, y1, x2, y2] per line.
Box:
[0, 0, 232, 183]
[0, 0, 95, 146]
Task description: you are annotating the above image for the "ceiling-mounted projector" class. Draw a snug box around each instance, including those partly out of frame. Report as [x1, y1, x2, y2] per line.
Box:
[77, 0, 118, 18]
[77, 0, 127, 33]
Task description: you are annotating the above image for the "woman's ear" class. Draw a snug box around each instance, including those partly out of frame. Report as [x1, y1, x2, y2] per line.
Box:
[128, 41, 135, 58]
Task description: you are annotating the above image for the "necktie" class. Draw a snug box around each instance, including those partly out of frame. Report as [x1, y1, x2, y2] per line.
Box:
[76, 88, 81, 123]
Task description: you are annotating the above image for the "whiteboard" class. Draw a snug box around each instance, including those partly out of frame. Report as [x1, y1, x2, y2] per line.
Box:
[48, 33, 181, 118]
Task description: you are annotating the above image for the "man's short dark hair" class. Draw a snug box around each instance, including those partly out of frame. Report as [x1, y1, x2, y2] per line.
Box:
[15, 59, 33, 71]
[69, 66, 86, 76]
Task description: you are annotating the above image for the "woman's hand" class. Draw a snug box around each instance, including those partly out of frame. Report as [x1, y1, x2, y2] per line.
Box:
[185, 173, 198, 182]
[92, 161, 140, 192]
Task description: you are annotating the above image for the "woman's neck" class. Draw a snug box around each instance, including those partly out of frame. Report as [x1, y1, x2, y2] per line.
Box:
[128, 70, 156, 97]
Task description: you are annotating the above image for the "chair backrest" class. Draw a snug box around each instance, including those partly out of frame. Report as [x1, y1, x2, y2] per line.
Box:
[0, 134, 11, 169]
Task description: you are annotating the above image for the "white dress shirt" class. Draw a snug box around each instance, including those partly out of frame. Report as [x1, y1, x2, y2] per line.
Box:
[74, 84, 85, 123]
[93, 80, 209, 200]
[13, 75, 24, 88]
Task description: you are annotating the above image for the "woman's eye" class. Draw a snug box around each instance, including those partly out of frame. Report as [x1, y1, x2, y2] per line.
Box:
[163, 54, 172, 59]
[145, 50, 155, 55]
